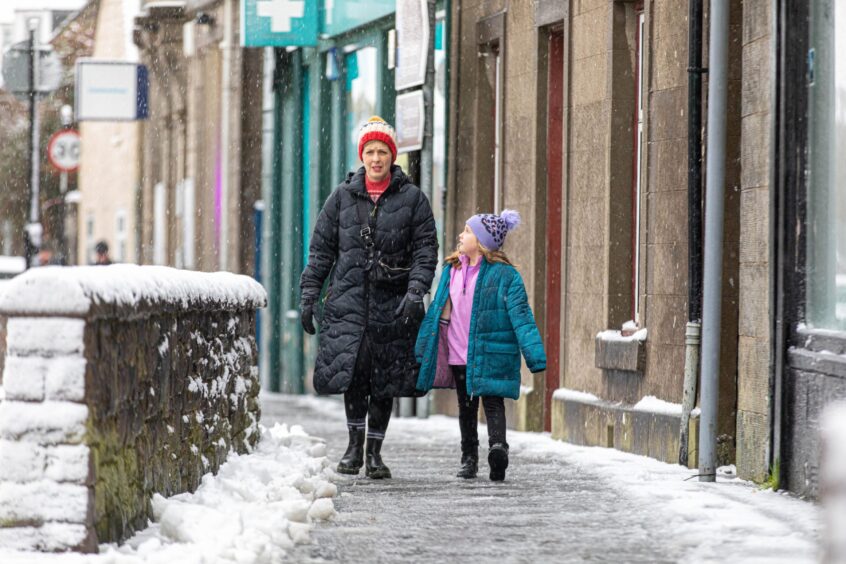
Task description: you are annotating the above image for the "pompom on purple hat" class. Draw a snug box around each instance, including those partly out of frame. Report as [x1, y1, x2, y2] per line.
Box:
[466, 209, 521, 251]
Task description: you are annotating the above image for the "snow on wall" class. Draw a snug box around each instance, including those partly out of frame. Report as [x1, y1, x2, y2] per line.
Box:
[0, 264, 267, 317]
[0, 265, 266, 554]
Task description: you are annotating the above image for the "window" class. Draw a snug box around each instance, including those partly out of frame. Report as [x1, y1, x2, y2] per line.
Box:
[115, 210, 127, 263]
[807, 0, 846, 330]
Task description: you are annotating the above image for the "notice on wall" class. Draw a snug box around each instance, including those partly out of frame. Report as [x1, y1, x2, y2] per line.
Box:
[395, 0, 429, 91]
[396, 90, 425, 153]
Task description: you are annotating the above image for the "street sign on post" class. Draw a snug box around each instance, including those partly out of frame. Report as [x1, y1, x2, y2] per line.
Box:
[240, 0, 318, 47]
[1, 42, 62, 96]
[47, 130, 81, 173]
[395, 0, 429, 91]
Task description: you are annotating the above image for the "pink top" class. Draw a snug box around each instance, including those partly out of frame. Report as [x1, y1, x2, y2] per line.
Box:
[447, 254, 481, 365]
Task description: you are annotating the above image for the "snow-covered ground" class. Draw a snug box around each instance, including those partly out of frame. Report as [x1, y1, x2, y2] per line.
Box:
[0, 394, 823, 563]
[0, 423, 339, 564]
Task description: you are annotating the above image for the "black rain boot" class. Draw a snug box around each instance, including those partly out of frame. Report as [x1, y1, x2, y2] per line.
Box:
[456, 441, 479, 479]
[365, 438, 392, 479]
[336, 428, 365, 475]
[488, 443, 509, 482]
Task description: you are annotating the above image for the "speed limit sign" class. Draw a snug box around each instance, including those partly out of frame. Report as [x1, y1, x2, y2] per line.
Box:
[47, 129, 81, 172]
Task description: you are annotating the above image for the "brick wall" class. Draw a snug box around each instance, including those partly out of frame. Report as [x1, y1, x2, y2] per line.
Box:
[0, 266, 265, 553]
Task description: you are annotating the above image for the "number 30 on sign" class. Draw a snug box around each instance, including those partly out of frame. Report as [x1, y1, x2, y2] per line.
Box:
[48, 129, 81, 173]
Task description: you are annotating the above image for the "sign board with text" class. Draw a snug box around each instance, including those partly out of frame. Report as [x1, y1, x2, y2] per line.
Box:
[395, 0, 429, 90]
[75, 60, 148, 121]
[395, 90, 425, 153]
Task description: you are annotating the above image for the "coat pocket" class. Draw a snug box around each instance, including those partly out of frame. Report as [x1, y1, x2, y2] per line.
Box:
[482, 341, 521, 379]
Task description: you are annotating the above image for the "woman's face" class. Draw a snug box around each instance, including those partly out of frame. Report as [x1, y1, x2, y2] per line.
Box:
[458, 225, 479, 255]
[362, 141, 392, 182]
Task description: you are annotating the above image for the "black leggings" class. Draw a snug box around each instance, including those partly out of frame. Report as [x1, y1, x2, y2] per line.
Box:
[344, 334, 393, 440]
[452, 365, 507, 448]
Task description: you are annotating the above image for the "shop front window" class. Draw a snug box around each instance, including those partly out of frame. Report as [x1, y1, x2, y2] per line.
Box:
[807, 0, 846, 330]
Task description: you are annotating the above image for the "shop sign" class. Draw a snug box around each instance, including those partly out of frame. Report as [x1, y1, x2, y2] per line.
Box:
[241, 0, 319, 47]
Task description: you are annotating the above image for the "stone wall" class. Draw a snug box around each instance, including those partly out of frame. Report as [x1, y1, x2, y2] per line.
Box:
[0, 265, 265, 552]
[736, 0, 774, 484]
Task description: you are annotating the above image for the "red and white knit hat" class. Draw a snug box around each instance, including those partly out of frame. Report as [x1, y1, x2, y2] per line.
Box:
[357, 116, 398, 163]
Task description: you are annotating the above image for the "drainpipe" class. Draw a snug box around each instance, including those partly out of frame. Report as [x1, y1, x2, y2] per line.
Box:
[219, 0, 233, 271]
[699, 0, 729, 483]
[679, 0, 705, 467]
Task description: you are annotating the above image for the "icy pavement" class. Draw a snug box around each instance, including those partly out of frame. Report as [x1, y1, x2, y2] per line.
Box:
[267, 394, 820, 564]
[0, 393, 821, 563]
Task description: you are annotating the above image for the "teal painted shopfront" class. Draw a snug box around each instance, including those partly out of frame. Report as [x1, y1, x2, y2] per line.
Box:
[260, 1, 450, 393]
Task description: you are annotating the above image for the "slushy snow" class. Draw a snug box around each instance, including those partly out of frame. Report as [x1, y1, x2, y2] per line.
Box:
[0, 422, 338, 564]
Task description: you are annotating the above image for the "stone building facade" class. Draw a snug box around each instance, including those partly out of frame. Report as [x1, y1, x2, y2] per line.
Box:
[133, 0, 262, 275]
[77, 0, 141, 265]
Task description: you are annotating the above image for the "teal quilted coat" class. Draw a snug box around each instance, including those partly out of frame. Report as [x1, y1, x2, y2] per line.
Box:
[415, 260, 546, 399]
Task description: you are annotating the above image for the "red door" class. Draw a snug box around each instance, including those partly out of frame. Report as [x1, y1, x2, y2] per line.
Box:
[544, 29, 564, 432]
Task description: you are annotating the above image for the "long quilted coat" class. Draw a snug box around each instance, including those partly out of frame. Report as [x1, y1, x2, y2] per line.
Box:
[415, 261, 546, 399]
[300, 165, 438, 399]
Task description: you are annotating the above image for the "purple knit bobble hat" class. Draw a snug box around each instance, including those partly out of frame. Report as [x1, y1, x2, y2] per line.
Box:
[466, 209, 521, 251]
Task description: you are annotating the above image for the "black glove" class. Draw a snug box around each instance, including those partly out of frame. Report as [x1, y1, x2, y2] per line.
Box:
[301, 301, 316, 335]
[395, 288, 425, 325]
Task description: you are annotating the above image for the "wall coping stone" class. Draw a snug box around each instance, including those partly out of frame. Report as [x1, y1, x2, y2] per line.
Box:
[0, 265, 267, 319]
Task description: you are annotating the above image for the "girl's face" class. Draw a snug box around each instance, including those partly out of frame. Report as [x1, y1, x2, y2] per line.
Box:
[458, 225, 479, 255]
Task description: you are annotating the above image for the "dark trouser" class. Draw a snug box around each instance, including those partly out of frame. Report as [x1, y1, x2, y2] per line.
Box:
[344, 333, 393, 440]
[452, 365, 507, 448]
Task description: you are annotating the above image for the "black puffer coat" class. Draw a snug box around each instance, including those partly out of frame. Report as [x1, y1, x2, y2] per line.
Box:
[300, 166, 438, 399]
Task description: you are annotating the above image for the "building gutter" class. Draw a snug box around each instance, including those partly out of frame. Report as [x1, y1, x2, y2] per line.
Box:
[680, 0, 705, 467]
[699, 0, 729, 483]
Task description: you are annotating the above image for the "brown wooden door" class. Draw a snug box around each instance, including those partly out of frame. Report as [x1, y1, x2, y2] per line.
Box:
[544, 29, 564, 432]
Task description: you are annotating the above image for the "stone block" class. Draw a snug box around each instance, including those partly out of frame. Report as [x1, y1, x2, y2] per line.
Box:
[0, 523, 95, 553]
[44, 445, 92, 485]
[737, 336, 770, 414]
[738, 263, 769, 338]
[741, 37, 771, 117]
[742, 0, 771, 45]
[6, 318, 85, 356]
[572, 8, 607, 62]
[573, 53, 608, 107]
[739, 187, 769, 264]
[648, 87, 687, 142]
[0, 401, 89, 444]
[646, 190, 688, 245]
[646, 242, 687, 297]
[648, 138, 688, 193]
[0, 440, 46, 482]
[645, 294, 686, 346]
[2, 356, 46, 401]
[595, 334, 645, 372]
[740, 114, 771, 194]
[653, 31, 688, 92]
[736, 409, 770, 483]
[0, 480, 90, 523]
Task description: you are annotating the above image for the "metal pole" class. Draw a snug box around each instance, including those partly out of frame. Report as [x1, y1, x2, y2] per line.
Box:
[698, 0, 729, 483]
[26, 24, 42, 268]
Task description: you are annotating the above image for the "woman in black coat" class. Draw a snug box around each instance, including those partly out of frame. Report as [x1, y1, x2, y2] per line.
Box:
[299, 117, 438, 479]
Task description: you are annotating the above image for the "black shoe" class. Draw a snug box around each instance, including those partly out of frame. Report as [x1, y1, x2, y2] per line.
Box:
[365, 438, 392, 479]
[488, 443, 509, 482]
[336, 428, 365, 475]
[456, 453, 478, 479]
[456, 440, 479, 479]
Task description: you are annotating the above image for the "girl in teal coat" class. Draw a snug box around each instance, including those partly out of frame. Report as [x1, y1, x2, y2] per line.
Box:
[415, 210, 546, 481]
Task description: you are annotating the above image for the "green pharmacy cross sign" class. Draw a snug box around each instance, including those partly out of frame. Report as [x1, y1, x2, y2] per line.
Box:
[241, 0, 319, 47]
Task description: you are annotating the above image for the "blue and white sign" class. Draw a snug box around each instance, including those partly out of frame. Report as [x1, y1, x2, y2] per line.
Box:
[75, 60, 148, 122]
[241, 0, 319, 47]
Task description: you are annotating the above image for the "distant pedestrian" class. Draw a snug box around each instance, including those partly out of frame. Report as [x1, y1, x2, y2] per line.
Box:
[94, 241, 111, 265]
[300, 116, 438, 479]
[415, 210, 546, 481]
